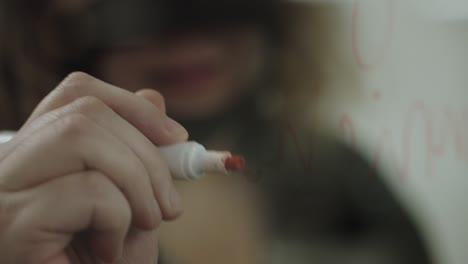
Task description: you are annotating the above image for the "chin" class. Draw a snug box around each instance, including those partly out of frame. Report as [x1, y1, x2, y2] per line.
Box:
[168, 105, 223, 121]
[166, 98, 235, 121]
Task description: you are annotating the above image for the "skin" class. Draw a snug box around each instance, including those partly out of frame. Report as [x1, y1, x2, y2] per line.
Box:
[2, 1, 270, 261]
[20, 3, 431, 264]
[0, 72, 188, 264]
[97, 29, 266, 120]
[96, 30, 269, 264]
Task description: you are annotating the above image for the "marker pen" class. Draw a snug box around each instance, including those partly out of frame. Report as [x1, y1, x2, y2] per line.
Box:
[156, 141, 245, 180]
[0, 131, 245, 180]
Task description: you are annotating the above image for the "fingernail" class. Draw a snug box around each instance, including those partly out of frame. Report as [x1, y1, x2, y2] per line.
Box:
[170, 188, 183, 213]
[165, 117, 188, 139]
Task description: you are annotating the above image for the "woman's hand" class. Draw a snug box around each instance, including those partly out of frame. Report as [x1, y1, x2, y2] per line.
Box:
[0, 72, 187, 264]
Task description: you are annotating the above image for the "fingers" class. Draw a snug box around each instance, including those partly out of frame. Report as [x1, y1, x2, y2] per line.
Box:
[135, 90, 182, 219]
[0, 74, 185, 263]
[25, 72, 188, 145]
[0, 113, 159, 229]
[66, 96, 181, 220]
[136, 89, 166, 113]
[1, 73, 186, 225]
[52, 96, 183, 219]
[11, 171, 132, 263]
[7, 96, 182, 220]
[68, 96, 182, 219]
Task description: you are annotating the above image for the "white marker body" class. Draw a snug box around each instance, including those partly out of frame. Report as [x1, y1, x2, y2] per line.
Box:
[0, 132, 229, 181]
[159, 141, 230, 180]
[0, 131, 15, 144]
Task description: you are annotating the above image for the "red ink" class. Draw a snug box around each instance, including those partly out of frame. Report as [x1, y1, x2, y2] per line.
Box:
[340, 113, 357, 148]
[372, 90, 382, 102]
[225, 155, 245, 171]
[341, 102, 468, 184]
[352, 0, 394, 70]
[401, 101, 447, 181]
[445, 109, 466, 159]
[249, 103, 467, 184]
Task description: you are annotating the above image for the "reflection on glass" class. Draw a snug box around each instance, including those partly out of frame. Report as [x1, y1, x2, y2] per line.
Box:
[0, 0, 436, 264]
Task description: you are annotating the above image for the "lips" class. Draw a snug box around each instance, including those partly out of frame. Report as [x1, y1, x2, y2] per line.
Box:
[150, 61, 221, 94]
[143, 34, 227, 94]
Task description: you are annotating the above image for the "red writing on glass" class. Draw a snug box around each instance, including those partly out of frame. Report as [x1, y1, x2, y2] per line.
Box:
[340, 102, 468, 182]
[352, 0, 395, 70]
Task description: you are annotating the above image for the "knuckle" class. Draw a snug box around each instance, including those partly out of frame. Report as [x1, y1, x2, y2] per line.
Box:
[80, 171, 111, 198]
[108, 208, 131, 231]
[151, 92, 166, 112]
[153, 89, 164, 98]
[115, 196, 132, 227]
[150, 168, 170, 192]
[58, 72, 95, 96]
[150, 154, 171, 186]
[149, 90, 165, 103]
[54, 113, 91, 140]
[108, 202, 131, 231]
[133, 92, 165, 118]
[73, 96, 109, 114]
[80, 172, 131, 228]
[65, 71, 94, 85]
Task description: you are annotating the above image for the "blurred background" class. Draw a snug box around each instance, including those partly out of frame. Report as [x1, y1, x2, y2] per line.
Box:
[319, 2, 468, 264]
[0, 0, 467, 263]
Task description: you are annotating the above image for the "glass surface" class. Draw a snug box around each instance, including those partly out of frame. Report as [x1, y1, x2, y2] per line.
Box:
[1, 1, 467, 263]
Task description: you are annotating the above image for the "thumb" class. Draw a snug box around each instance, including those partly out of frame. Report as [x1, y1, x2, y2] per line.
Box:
[135, 89, 166, 114]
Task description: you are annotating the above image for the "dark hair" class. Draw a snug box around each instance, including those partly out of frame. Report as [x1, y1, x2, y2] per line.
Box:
[0, 1, 332, 130]
[0, 0, 61, 129]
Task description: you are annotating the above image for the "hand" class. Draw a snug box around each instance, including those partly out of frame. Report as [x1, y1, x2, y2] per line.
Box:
[0, 72, 187, 264]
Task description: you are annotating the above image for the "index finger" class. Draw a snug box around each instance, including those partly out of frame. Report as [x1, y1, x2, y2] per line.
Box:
[25, 72, 188, 145]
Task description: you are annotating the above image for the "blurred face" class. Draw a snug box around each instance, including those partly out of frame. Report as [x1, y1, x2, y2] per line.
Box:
[96, 29, 268, 120]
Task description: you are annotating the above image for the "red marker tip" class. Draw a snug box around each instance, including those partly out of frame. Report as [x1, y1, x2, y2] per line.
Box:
[224, 155, 245, 171]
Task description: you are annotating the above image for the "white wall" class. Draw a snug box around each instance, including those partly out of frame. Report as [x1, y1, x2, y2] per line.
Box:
[313, 1, 468, 263]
